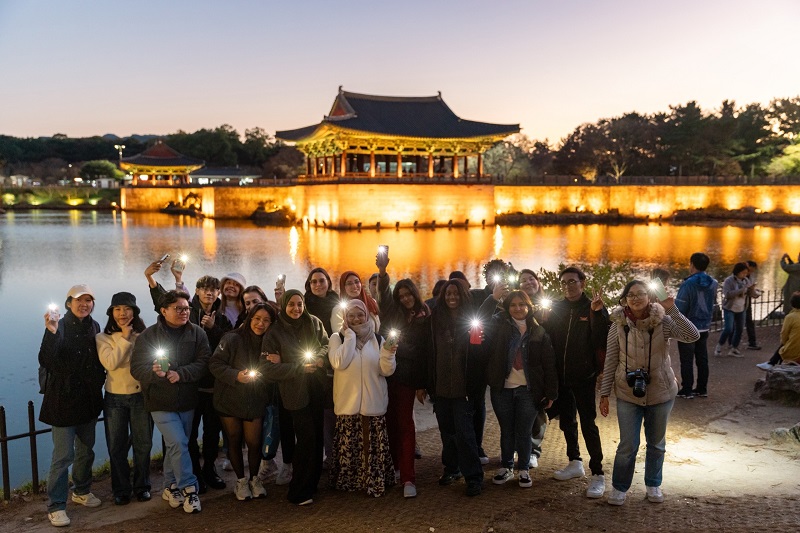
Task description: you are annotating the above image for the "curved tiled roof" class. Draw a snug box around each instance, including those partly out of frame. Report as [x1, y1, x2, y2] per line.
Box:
[121, 141, 204, 168]
[277, 90, 519, 141]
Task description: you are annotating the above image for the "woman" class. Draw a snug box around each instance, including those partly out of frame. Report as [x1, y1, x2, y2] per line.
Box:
[261, 290, 329, 505]
[485, 290, 557, 489]
[377, 260, 431, 498]
[210, 303, 276, 501]
[303, 267, 340, 470]
[96, 292, 152, 506]
[599, 280, 699, 506]
[39, 285, 105, 527]
[329, 299, 397, 497]
[242, 285, 269, 313]
[331, 271, 380, 332]
[428, 279, 493, 497]
[715, 262, 750, 357]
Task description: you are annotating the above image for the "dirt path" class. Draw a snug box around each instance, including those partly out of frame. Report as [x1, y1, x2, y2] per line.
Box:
[2, 328, 799, 532]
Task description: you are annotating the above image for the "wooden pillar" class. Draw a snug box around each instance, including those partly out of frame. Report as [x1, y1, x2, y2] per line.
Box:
[369, 151, 375, 178]
[340, 151, 346, 177]
[312, 157, 318, 176]
[464, 156, 469, 178]
[306, 156, 311, 176]
[477, 153, 483, 178]
[452, 155, 459, 179]
[427, 154, 434, 178]
[397, 152, 403, 178]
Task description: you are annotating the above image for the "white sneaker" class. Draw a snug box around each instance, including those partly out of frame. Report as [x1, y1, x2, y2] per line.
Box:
[553, 460, 585, 480]
[586, 474, 605, 498]
[275, 463, 293, 486]
[249, 477, 267, 499]
[608, 487, 626, 506]
[403, 482, 417, 498]
[222, 459, 233, 471]
[714, 344, 723, 356]
[298, 498, 313, 506]
[646, 485, 664, 503]
[71, 492, 101, 507]
[756, 362, 774, 371]
[729, 347, 743, 357]
[518, 470, 532, 488]
[479, 455, 490, 465]
[162, 484, 184, 508]
[492, 467, 514, 485]
[529, 455, 538, 469]
[258, 458, 277, 483]
[235, 477, 252, 501]
[47, 510, 70, 527]
[182, 486, 201, 513]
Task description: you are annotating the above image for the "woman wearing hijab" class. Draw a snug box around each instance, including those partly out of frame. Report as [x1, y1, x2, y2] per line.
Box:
[328, 299, 397, 497]
[261, 290, 329, 505]
[331, 271, 381, 332]
[96, 292, 151, 506]
[210, 303, 276, 501]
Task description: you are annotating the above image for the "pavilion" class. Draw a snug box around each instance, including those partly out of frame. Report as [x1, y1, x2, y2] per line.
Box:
[276, 88, 519, 180]
[121, 141, 205, 186]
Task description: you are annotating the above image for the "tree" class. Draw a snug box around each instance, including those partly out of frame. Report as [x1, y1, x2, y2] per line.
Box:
[732, 103, 777, 178]
[660, 101, 706, 177]
[263, 144, 304, 179]
[242, 127, 278, 167]
[767, 143, 800, 177]
[80, 160, 124, 181]
[769, 96, 800, 140]
[551, 123, 606, 180]
[482, 134, 534, 182]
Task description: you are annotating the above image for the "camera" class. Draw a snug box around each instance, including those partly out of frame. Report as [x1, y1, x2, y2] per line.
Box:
[626, 369, 650, 398]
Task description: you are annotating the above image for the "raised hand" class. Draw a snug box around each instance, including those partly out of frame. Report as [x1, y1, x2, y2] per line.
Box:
[200, 311, 216, 330]
[590, 288, 605, 311]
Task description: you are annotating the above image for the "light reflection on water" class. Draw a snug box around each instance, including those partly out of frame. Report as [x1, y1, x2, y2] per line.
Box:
[2, 210, 800, 486]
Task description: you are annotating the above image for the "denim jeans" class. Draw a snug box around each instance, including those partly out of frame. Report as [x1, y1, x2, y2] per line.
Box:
[557, 380, 604, 475]
[47, 420, 97, 512]
[718, 309, 745, 348]
[433, 396, 483, 483]
[678, 331, 709, 394]
[104, 392, 153, 497]
[491, 386, 538, 471]
[151, 410, 197, 491]
[531, 408, 548, 458]
[612, 398, 674, 492]
[189, 391, 221, 476]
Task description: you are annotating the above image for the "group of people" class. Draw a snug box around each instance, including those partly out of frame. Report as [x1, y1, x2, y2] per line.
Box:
[42, 248, 733, 527]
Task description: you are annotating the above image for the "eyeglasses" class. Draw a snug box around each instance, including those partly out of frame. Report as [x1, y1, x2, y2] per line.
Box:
[559, 279, 580, 287]
[626, 292, 649, 301]
[170, 306, 191, 313]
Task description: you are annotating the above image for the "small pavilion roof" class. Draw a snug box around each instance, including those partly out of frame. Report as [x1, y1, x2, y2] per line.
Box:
[276, 89, 519, 142]
[120, 141, 205, 168]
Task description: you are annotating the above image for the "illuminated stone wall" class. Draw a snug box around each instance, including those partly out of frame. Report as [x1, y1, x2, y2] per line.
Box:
[123, 184, 800, 225]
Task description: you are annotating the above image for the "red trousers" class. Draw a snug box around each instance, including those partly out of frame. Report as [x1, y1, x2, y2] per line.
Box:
[386, 380, 417, 484]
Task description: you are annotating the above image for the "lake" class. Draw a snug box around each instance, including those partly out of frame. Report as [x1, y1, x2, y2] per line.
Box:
[2, 209, 799, 488]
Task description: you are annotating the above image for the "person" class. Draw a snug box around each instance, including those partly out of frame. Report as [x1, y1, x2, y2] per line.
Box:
[780, 252, 800, 315]
[261, 290, 329, 505]
[209, 303, 276, 501]
[541, 266, 608, 499]
[328, 299, 397, 497]
[376, 255, 431, 498]
[39, 285, 105, 527]
[744, 260, 762, 350]
[425, 279, 447, 309]
[599, 280, 699, 505]
[332, 271, 380, 332]
[428, 279, 493, 497]
[715, 262, 751, 357]
[675, 252, 719, 399]
[368, 272, 380, 300]
[485, 290, 558, 489]
[220, 273, 248, 327]
[96, 292, 152, 506]
[303, 267, 340, 471]
[517, 268, 550, 468]
[757, 292, 800, 370]
[243, 285, 269, 313]
[130, 290, 211, 514]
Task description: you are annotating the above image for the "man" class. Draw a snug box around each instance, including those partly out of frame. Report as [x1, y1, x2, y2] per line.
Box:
[131, 290, 211, 514]
[39, 285, 105, 527]
[675, 253, 719, 399]
[542, 267, 608, 499]
[745, 260, 762, 350]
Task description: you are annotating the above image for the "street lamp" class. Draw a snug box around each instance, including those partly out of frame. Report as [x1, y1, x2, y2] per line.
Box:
[114, 144, 126, 162]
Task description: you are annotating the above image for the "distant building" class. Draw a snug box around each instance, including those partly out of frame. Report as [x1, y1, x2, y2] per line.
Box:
[189, 167, 260, 185]
[276, 87, 519, 180]
[121, 141, 204, 186]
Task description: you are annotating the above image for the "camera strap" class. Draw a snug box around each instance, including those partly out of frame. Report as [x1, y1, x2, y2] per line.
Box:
[623, 323, 654, 375]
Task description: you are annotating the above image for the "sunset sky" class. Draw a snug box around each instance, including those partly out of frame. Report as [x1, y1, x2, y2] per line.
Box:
[1, 0, 798, 146]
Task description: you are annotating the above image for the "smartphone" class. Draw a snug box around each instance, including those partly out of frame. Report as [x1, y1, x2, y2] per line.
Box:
[276, 274, 285, 289]
[158, 253, 170, 264]
[649, 277, 668, 300]
[384, 330, 399, 350]
[378, 244, 389, 255]
[172, 256, 187, 273]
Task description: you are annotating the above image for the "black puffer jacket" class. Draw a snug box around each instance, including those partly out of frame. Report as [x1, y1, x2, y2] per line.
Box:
[38, 312, 104, 427]
[130, 316, 211, 412]
[210, 329, 271, 419]
[377, 274, 430, 390]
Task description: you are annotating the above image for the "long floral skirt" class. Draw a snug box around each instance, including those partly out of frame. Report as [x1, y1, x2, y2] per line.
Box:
[330, 414, 396, 497]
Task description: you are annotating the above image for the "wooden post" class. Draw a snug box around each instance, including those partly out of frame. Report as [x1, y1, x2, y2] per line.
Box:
[477, 153, 483, 179]
[397, 152, 402, 178]
[428, 154, 434, 178]
[452, 155, 459, 179]
[340, 151, 347, 177]
[312, 156, 318, 176]
[306, 156, 311, 176]
[370, 152, 375, 178]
